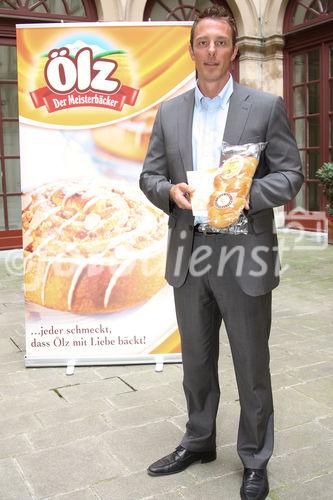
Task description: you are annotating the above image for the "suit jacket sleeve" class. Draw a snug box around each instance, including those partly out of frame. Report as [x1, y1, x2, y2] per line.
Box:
[249, 96, 304, 213]
[139, 105, 172, 215]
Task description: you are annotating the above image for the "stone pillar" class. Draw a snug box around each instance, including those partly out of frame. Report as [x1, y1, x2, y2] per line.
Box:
[97, 0, 124, 20]
[237, 34, 284, 95]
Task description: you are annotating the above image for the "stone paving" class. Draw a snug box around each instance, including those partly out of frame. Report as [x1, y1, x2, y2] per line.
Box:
[0, 231, 332, 500]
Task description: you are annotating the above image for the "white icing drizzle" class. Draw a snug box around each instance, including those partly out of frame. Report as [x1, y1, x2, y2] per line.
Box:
[41, 253, 64, 305]
[24, 211, 82, 272]
[81, 194, 107, 212]
[103, 237, 166, 309]
[24, 206, 60, 247]
[23, 233, 33, 252]
[60, 183, 88, 204]
[67, 263, 86, 311]
[103, 259, 132, 309]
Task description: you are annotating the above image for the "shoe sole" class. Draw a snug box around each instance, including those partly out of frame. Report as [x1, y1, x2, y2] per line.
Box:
[240, 486, 269, 500]
[147, 452, 217, 477]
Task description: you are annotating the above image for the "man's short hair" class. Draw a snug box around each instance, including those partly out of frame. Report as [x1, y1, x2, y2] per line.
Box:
[190, 5, 238, 48]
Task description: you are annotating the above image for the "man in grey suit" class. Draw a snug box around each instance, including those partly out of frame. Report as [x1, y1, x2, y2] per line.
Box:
[140, 6, 303, 499]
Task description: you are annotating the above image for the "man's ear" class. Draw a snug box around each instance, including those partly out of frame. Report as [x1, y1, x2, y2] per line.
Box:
[231, 44, 238, 62]
[189, 43, 195, 61]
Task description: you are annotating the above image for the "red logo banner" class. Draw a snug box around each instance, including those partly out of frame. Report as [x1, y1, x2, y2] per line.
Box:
[30, 85, 139, 113]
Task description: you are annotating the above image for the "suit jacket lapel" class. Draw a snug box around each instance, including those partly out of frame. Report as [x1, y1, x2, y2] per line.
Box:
[178, 89, 195, 173]
[223, 82, 251, 145]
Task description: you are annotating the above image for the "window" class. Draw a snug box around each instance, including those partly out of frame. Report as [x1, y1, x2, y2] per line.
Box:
[288, 0, 333, 31]
[284, 0, 333, 217]
[0, 1, 96, 20]
[0, 42, 21, 234]
[144, 0, 234, 21]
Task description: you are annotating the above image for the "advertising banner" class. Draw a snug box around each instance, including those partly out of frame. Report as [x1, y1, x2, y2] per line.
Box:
[17, 22, 194, 367]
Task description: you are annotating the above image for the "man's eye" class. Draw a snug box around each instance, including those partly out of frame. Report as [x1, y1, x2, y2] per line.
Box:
[198, 40, 208, 47]
[215, 41, 225, 47]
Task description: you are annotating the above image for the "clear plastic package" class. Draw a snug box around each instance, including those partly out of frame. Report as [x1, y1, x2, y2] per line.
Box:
[188, 141, 267, 235]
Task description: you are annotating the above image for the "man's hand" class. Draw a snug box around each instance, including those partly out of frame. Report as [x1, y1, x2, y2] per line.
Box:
[169, 183, 195, 210]
[244, 196, 250, 211]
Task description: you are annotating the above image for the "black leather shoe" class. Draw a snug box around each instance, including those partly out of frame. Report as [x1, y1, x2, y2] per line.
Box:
[147, 445, 216, 476]
[240, 468, 269, 499]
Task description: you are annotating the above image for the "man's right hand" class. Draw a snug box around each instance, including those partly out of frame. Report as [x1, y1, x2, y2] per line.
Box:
[169, 183, 194, 210]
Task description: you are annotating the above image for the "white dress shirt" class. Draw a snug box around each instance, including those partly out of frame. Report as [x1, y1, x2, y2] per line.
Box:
[192, 75, 233, 223]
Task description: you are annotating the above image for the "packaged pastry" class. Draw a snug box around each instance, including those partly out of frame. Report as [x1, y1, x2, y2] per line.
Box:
[188, 142, 266, 234]
[22, 179, 167, 314]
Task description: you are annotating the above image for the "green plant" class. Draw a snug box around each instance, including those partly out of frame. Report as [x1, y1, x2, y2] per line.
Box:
[316, 162, 333, 217]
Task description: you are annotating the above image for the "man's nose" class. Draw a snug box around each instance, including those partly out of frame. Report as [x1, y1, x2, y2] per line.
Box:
[208, 41, 215, 55]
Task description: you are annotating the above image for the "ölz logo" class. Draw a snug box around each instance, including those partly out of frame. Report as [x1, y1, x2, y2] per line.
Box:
[30, 45, 139, 114]
[45, 48, 120, 94]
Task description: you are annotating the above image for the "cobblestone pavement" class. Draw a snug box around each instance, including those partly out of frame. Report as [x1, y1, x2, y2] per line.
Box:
[0, 231, 332, 500]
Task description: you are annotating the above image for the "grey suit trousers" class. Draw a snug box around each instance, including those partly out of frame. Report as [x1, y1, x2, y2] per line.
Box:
[174, 232, 274, 469]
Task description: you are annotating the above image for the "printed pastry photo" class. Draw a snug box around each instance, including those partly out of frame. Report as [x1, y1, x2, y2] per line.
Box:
[22, 179, 167, 314]
[91, 80, 195, 166]
[92, 107, 158, 163]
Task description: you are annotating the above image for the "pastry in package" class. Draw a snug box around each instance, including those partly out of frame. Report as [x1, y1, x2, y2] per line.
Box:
[188, 142, 267, 234]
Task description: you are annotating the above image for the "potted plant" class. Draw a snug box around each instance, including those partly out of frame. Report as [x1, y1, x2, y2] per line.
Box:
[316, 162, 333, 244]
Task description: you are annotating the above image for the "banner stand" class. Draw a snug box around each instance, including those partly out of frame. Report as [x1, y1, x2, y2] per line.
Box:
[24, 354, 181, 370]
[66, 360, 76, 376]
[154, 355, 165, 372]
[18, 22, 193, 368]
[64, 356, 165, 375]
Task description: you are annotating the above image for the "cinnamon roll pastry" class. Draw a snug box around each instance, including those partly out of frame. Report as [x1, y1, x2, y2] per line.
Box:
[22, 179, 166, 314]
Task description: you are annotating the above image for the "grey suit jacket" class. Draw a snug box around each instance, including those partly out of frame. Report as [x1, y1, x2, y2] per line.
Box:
[140, 82, 304, 296]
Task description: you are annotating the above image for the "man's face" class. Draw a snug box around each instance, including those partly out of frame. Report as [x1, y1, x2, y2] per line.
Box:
[189, 18, 238, 86]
